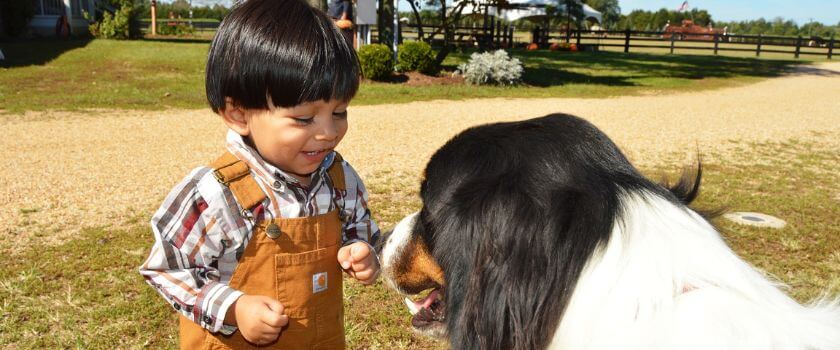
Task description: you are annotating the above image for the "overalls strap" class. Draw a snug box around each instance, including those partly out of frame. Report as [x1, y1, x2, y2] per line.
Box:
[327, 153, 346, 192]
[209, 152, 266, 211]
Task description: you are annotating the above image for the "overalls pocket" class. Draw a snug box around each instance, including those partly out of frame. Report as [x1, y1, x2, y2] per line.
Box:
[275, 244, 344, 343]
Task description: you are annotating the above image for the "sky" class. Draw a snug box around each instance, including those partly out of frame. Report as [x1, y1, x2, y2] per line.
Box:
[190, 0, 840, 26]
[619, 0, 840, 25]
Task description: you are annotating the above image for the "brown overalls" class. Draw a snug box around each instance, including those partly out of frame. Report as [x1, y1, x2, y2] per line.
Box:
[179, 152, 347, 350]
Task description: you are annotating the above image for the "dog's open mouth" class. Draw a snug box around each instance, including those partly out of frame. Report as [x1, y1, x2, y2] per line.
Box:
[403, 288, 447, 336]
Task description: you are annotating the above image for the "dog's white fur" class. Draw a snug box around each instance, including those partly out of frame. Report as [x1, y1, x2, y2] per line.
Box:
[380, 212, 418, 295]
[548, 192, 840, 350]
[385, 193, 840, 350]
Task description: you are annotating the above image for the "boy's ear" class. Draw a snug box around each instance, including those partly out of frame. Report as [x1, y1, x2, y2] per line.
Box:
[219, 98, 250, 136]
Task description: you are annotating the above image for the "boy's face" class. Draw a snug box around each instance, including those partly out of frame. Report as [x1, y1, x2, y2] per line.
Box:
[223, 98, 349, 184]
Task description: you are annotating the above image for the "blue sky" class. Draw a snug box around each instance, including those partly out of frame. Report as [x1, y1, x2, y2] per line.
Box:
[200, 0, 840, 26]
[619, 0, 840, 25]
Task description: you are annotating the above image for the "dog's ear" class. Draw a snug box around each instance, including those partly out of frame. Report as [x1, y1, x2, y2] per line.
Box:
[440, 176, 615, 350]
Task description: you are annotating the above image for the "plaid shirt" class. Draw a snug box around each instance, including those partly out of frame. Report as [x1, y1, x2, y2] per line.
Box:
[140, 130, 380, 334]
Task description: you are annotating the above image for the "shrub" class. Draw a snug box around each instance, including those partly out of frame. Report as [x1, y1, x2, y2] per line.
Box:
[526, 43, 539, 51]
[157, 22, 195, 36]
[396, 41, 438, 76]
[358, 44, 394, 81]
[87, 2, 140, 39]
[1, 0, 35, 37]
[457, 50, 523, 86]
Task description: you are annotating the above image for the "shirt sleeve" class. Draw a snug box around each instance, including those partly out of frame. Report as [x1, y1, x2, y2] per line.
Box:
[339, 161, 381, 250]
[139, 167, 244, 334]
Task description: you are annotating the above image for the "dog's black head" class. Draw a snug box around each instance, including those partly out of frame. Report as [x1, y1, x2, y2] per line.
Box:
[381, 114, 701, 349]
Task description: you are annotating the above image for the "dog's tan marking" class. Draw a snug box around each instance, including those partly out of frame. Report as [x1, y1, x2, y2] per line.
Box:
[392, 237, 445, 293]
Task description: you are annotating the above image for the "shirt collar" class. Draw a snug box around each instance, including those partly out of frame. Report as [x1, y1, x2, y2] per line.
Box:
[224, 129, 335, 188]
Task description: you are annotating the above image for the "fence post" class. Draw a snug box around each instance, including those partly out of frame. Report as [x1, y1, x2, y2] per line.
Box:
[829, 34, 834, 60]
[670, 33, 676, 54]
[576, 28, 581, 47]
[397, 20, 402, 45]
[624, 29, 631, 53]
[543, 27, 549, 46]
[756, 34, 762, 57]
[496, 21, 502, 46]
[713, 33, 719, 55]
[509, 26, 515, 46]
[795, 36, 802, 59]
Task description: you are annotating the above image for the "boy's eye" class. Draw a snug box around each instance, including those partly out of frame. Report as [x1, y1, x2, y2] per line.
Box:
[333, 111, 348, 119]
[292, 116, 314, 124]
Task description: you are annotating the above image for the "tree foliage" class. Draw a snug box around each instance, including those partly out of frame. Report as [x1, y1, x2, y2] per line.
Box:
[613, 7, 838, 37]
[719, 17, 838, 38]
[136, 0, 230, 20]
[616, 8, 711, 31]
[582, 0, 619, 28]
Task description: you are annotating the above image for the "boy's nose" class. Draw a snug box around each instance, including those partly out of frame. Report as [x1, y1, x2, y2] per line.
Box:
[316, 119, 339, 141]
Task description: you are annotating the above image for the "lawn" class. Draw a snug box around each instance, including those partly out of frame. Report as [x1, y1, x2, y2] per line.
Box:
[0, 38, 804, 113]
[1, 138, 837, 349]
[1, 37, 836, 349]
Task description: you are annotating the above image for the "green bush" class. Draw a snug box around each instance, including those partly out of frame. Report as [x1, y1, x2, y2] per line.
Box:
[358, 44, 394, 81]
[396, 41, 439, 76]
[1, 0, 35, 37]
[87, 3, 139, 39]
[157, 22, 195, 36]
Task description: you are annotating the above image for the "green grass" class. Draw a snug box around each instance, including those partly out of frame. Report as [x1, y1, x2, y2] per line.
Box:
[0, 38, 805, 113]
[1, 138, 837, 349]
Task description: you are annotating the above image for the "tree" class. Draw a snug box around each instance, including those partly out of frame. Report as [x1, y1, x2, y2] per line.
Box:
[396, 0, 473, 65]
[583, 0, 619, 29]
[545, 0, 582, 41]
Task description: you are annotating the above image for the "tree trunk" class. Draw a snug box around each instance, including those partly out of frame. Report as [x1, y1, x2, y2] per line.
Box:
[377, 0, 394, 46]
[407, 0, 424, 42]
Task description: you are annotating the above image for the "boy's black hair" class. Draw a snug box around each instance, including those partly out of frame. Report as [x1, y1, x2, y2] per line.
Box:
[206, 0, 360, 112]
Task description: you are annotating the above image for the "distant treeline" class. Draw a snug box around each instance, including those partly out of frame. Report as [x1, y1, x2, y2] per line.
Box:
[398, 5, 838, 38]
[136, 0, 230, 21]
[617, 8, 839, 38]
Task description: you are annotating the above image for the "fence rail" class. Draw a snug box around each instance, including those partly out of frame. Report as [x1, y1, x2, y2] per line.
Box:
[386, 25, 835, 59]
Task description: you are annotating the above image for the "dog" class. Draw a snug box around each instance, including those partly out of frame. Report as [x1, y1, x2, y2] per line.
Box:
[379, 114, 840, 350]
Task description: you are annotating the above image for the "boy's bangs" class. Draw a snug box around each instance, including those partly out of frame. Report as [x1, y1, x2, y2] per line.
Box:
[266, 23, 360, 108]
[206, 0, 360, 112]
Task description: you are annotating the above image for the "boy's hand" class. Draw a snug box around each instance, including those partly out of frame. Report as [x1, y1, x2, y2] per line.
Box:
[226, 295, 289, 345]
[338, 242, 380, 285]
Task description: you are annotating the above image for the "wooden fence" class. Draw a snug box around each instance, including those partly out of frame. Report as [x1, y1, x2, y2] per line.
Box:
[564, 30, 835, 59]
[381, 25, 835, 60]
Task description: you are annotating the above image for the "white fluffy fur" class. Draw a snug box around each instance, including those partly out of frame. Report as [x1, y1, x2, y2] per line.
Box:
[547, 191, 840, 350]
[380, 212, 418, 295]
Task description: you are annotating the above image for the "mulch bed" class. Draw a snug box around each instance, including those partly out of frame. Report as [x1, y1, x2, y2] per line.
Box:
[366, 71, 465, 86]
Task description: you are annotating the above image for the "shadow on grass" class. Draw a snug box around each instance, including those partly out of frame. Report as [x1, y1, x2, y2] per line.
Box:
[523, 66, 638, 87]
[138, 37, 213, 45]
[449, 49, 807, 88]
[0, 38, 92, 68]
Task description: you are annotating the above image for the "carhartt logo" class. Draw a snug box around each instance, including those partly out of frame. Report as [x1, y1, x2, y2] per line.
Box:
[312, 272, 328, 293]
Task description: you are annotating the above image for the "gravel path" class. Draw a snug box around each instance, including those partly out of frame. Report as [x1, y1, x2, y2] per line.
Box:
[3, 62, 839, 247]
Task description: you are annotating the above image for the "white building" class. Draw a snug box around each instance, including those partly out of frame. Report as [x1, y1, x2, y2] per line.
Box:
[3, 0, 96, 37]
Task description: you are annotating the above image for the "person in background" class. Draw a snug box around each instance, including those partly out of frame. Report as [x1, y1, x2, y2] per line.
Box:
[328, 0, 354, 47]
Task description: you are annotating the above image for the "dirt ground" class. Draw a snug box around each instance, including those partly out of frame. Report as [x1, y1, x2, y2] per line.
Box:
[2, 62, 839, 248]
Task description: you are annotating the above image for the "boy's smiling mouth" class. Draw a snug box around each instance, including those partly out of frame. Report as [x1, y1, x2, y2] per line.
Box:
[302, 148, 331, 156]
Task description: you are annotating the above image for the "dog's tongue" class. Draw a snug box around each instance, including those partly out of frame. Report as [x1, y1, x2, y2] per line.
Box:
[404, 289, 440, 315]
